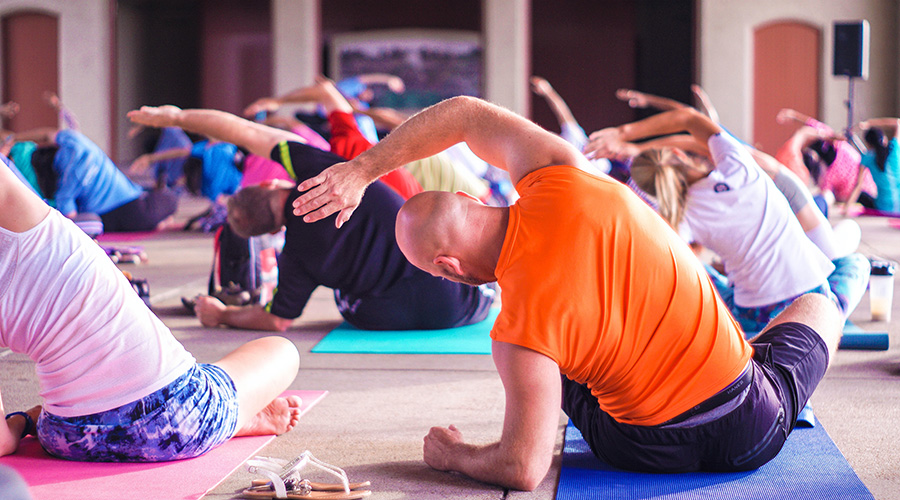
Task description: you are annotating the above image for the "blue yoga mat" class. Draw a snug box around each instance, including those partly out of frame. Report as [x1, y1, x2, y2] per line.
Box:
[748, 320, 888, 351]
[558, 420, 873, 500]
[839, 321, 889, 351]
[311, 308, 499, 354]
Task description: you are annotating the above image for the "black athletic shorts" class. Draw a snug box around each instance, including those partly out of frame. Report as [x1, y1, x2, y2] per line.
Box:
[562, 321, 829, 473]
[333, 269, 495, 331]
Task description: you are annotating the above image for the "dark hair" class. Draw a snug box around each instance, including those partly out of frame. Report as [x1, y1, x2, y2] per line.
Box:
[31, 146, 60, 200]
[808, 139, 837, 166]
[801, 149, 824, 183]
[183, 156, 204, 195]
[226, 186, 279, 238]
[864, 128, 889, 172]
[235, 147, 248, 173]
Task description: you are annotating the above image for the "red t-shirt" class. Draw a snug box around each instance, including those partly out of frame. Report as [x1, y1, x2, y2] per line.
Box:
[328, 111, 423, 200]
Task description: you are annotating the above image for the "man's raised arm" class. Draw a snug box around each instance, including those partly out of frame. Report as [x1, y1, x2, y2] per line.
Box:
[291, 95, 589, 227]
[127, 106, 302, 159]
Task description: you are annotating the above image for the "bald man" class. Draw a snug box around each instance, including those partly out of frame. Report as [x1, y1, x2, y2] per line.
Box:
[127, 105, 494, 332]
[289, 96, 843, 490]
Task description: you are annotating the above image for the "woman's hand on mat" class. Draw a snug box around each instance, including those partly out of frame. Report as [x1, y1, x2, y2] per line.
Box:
[293, 161, 370, 228]
[423, 424, 465, 471]
[194, 295, 226, 327]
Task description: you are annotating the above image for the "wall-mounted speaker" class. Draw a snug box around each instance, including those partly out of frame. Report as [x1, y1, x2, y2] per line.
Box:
[833, 20, 869, 80]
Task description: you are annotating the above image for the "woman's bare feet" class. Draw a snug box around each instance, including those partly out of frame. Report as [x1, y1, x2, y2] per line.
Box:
[235, 395, 303, 437]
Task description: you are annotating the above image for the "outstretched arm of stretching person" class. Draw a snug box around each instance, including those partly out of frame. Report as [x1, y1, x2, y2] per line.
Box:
[129, 147, 192, 174]
[857, 118, 900, 137]
[776, 108, 816, 127]
[424, 341, 561, 491]
[292, 95, 589, 227]
[531, 76, 580, 130]
[0, 388, 42, 457]
[128, 106, 301, 159]
[585, 108, 721, 160]
[9, 127, 59, 147]
[243, 77, 354, 118]
[0, 164, 50, 457]
[194, 296, 293, 332]
[615, 88, 689, 112]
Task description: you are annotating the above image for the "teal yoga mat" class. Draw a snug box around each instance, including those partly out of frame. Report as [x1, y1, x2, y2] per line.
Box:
[557, 419, 874, 500]
[311, 308, 499, 354]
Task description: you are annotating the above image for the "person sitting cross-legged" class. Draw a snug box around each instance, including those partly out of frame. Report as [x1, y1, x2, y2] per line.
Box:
[0, 159, 302, 462]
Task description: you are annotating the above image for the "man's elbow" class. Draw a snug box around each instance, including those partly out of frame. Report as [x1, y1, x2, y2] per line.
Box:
[505, 457, 551, 492]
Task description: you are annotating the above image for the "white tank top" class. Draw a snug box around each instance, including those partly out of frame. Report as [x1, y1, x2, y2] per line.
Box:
[0, 210, 194, 417]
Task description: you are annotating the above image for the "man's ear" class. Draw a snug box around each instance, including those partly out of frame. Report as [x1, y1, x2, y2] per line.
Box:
[455, 191, 484, 204]
[434, 255, 464, 276]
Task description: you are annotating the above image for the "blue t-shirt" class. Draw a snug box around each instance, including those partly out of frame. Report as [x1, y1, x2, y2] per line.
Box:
[154, 127, 193, 187]
[861, 137, 900, 213]
[9, 142, 41, 196]
[2, 154, 40, 196]
[264, 142, 416, 319]
[191, 140, 242, 201]
[53, 130, 143, 215]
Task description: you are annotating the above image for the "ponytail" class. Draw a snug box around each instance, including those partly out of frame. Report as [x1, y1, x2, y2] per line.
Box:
[631, 148, 690, 229]
[864, 128, 889, 172]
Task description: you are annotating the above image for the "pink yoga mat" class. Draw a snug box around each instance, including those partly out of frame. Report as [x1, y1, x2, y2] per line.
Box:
[95, 231, 157, 243]
[0, 390, 327, 500]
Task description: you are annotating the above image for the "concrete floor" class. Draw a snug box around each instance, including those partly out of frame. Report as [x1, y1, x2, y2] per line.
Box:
[2, 195, 899, 500]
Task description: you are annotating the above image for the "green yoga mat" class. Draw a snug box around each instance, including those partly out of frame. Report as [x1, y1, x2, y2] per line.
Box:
[311, 308, 499, 354]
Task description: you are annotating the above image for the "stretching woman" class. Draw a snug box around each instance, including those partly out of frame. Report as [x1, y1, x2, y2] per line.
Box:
[585, 108, 870, 333]
[0, 159, 302, 462]
[845, 118, 900, 215]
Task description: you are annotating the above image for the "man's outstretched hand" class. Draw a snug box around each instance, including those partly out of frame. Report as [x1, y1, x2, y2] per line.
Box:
[292, 161, 372, 228]
[127, 105, 182, 129]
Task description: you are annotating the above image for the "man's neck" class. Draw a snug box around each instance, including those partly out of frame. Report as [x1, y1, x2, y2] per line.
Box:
[471, 206, 510, 279]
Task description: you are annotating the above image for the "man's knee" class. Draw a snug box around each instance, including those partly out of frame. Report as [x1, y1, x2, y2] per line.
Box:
[770, 293, 841, 354]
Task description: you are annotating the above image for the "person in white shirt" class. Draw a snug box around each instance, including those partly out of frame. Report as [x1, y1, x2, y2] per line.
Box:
[585, 107, 870, 333]
[0, 159, 301, 462]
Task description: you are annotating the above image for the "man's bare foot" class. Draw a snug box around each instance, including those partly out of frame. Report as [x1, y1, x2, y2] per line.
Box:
[236, 395, 303, 437]
[154, 215, 183, 231]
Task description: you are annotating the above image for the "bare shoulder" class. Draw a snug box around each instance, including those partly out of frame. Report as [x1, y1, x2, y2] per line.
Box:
[0, 165, 51, 232]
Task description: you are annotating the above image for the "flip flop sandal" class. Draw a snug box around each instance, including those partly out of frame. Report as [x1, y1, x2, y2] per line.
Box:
[249, 479, 371, 491]
[240, 486, 371, 500]
[241, 452, 371, 500]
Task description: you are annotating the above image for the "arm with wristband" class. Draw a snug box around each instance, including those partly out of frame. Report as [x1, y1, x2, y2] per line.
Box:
[1, 388, 41, 456]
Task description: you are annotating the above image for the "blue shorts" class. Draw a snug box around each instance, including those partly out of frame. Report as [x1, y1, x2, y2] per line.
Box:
[562, 321, 829, 472]
[37, 364, 239, 462]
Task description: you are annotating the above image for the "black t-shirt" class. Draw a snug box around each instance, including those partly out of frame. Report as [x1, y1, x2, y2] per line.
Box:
[266, 141, 416, 319]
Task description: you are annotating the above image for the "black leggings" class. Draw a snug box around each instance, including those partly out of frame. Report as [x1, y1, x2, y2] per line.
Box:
[100, 189, 178, 232]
